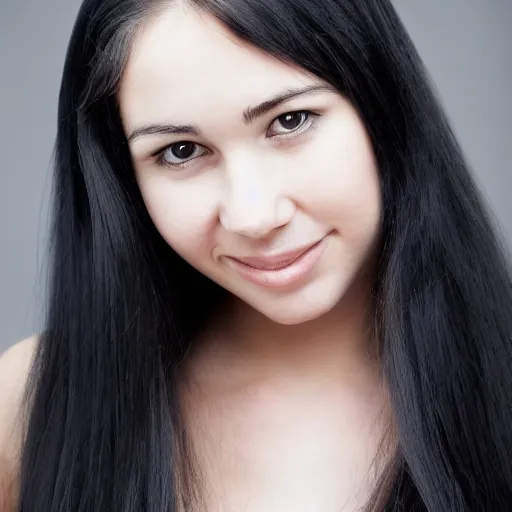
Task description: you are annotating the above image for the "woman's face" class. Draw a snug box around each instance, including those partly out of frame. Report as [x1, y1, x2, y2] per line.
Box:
[119, 5, 382, 325]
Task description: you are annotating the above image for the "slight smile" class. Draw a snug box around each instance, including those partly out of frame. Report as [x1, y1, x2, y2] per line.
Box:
[223, 237, 328, 289]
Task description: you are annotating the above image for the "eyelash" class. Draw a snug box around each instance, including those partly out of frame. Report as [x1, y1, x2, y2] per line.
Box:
[152, 110, 319, 171]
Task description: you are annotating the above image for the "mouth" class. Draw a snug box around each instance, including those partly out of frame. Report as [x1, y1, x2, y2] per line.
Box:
[230, 241, 321, 271]
[224, 237, 327, 289]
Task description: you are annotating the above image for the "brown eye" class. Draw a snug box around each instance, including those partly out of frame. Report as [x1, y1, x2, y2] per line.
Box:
[165, 142, 196, 162]
[279, 112, 307, 130]
[158, 141, 208, 168]
[268, 110, 316, 138]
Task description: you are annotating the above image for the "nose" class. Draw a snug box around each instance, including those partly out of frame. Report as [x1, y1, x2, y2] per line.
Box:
[219, 170, 295, 240]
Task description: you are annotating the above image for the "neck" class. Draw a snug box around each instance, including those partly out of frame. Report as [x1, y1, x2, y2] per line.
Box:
[189, 272, 381, 393]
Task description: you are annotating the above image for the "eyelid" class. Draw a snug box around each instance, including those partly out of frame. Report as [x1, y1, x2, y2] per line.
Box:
[267, 110, 318, 138]
[151, 109, 320, 170]
[153, 142, 209, 170]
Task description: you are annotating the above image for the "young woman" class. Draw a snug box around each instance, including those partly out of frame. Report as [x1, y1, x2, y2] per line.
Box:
[1, 0, 511, 510]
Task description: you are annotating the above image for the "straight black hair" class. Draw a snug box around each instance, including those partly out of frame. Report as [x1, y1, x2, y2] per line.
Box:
[17, 0, 512, 510]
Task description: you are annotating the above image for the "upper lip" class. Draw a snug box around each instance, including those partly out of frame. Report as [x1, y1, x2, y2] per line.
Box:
[227, 240, 322, 270]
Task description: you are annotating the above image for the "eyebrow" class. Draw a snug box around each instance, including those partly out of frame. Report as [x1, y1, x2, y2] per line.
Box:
[127, 84, 336, 143]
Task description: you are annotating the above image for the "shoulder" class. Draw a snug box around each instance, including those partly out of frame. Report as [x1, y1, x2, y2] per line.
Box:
[0, 336, 38, 448]
[0, 336, 38, 507]
[0, 336, 38, 456]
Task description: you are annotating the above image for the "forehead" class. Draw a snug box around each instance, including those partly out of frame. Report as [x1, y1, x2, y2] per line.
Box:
[118, 5, 318, 132]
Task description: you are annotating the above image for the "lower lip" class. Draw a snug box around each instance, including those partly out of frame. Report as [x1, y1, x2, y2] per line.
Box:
[225, 238, 326, 289]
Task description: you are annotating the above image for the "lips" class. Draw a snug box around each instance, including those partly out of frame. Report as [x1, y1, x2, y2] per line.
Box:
[223, 236, 328, 289]
[227, 241, 321, 271]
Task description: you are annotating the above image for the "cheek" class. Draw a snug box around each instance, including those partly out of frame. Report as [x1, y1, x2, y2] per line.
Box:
[137, 175, 217, 261]
[298, 115, 382, 242]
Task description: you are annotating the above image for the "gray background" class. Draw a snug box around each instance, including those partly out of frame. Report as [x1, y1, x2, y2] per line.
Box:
[1, 0, 511, 352]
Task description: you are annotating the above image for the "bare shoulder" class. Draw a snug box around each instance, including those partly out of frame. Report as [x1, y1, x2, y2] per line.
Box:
[0, 336, 37, 510]
[0, 336, 38, 459]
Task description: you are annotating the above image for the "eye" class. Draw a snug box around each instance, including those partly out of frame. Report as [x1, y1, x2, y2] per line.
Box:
[155, 141, 208, 169]
[153, 109, 318, 171]
[267, 110, 316, 138]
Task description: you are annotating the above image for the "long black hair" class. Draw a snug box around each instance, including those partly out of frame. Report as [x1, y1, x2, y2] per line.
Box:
[17, 0, 512, 510]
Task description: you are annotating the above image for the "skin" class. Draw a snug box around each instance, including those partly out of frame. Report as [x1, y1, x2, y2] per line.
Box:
[0, 337, 37, 512]
[119, 5, 389, 511]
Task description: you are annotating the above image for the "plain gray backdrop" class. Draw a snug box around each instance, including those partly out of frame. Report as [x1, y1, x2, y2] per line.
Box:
[1, 0, 511, 352]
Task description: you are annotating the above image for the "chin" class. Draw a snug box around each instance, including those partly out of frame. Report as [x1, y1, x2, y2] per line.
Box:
[262, 308, 328, 326]
[247, 284, 345, 326]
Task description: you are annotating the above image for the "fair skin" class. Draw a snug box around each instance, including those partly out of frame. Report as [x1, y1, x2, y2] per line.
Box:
[1, 4, 389, 511]
[0, 336, 37, 510]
